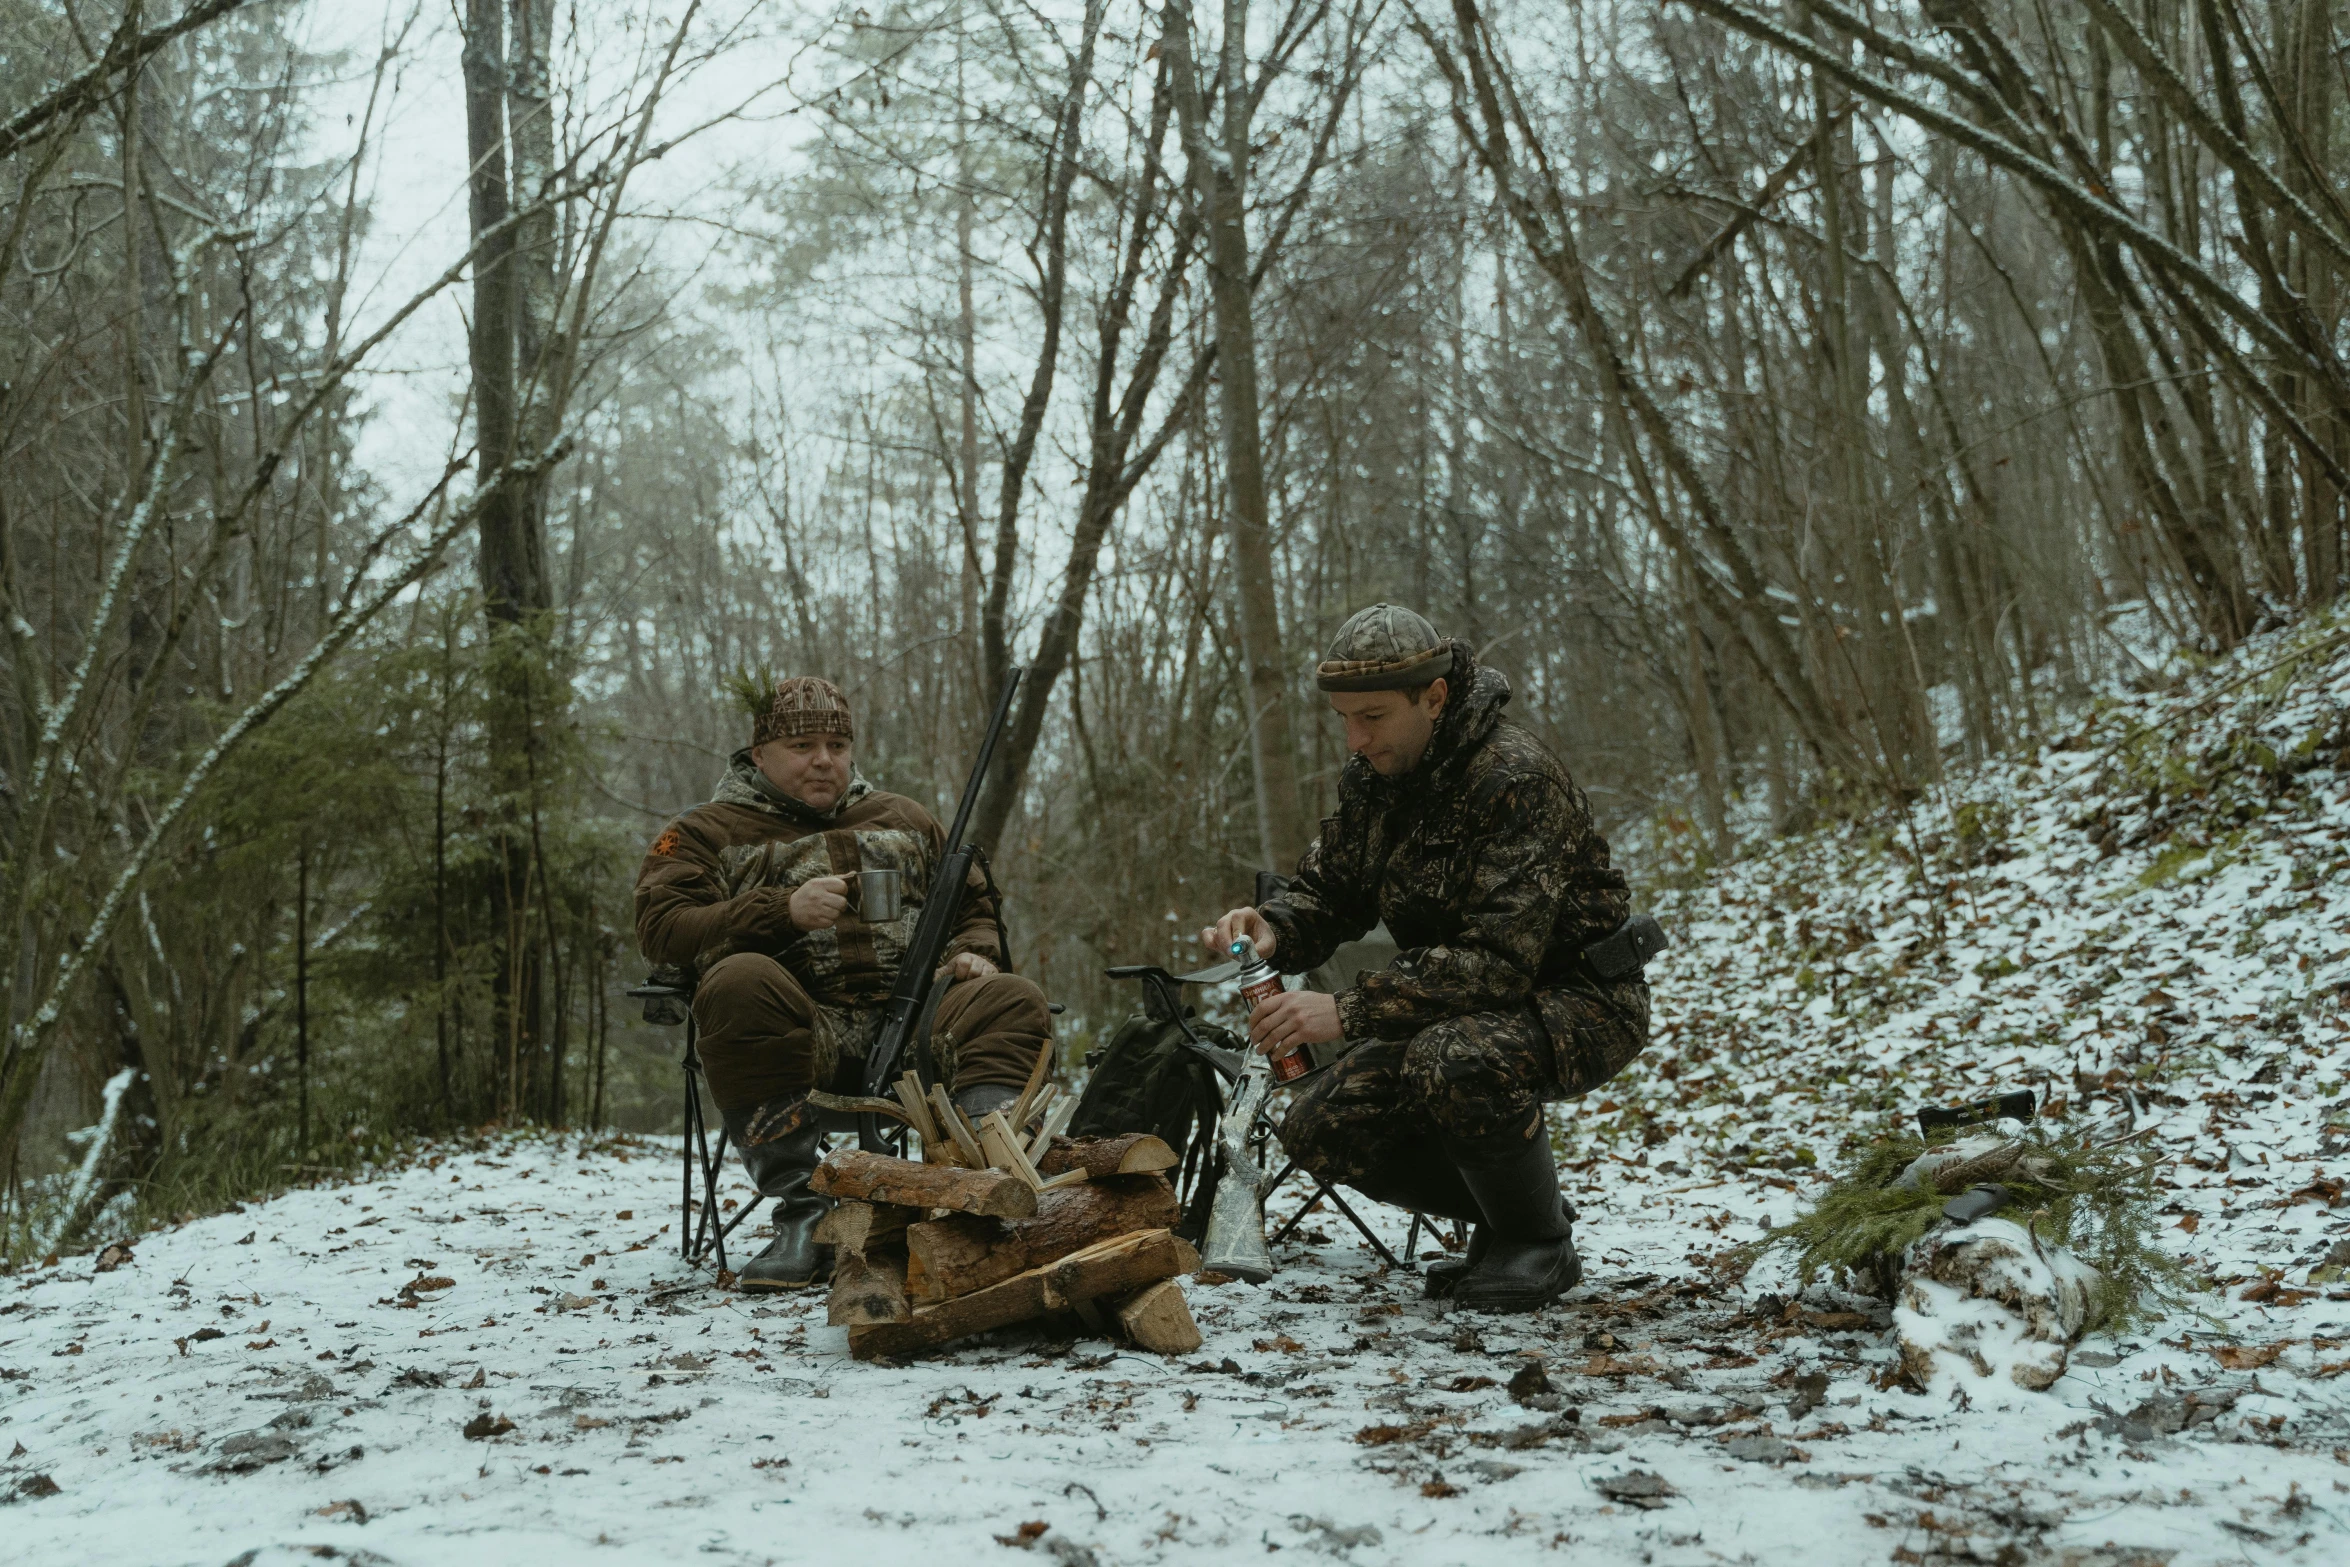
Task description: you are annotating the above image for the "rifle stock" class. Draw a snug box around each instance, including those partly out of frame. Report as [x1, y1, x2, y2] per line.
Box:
[858, 668, 1024, 1148]
[1198, 1054, 1275, 1282]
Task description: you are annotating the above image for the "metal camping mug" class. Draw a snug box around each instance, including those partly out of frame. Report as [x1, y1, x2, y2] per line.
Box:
[849, 868, 902, 923]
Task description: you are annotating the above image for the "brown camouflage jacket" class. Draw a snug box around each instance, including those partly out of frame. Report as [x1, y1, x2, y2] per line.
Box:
[633, 753, 1003, 1008]
[1259, 647, 1636, 1047]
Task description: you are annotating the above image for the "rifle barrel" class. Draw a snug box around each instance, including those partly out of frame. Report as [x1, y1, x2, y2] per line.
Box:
[942, 666, 1023, 851]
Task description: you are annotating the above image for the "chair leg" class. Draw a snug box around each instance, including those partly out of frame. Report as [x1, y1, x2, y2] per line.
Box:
[1319, 1182, 1404, 1269]
[1262, 1158, 1299, 1202]
[679, 1031, 699, 1262]
[699, 1124, 733, 1273]
[1404, 1210, 1424, 1262]
[1266, 1177, 1403, 1268]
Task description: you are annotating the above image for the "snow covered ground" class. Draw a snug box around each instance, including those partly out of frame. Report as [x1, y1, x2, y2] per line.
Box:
[11, 619, 2350, 1565]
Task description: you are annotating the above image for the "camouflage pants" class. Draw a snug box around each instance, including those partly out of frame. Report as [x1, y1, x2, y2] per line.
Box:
[693, 952, 1049, 1127]
[1279, 979, 1650, 1219]
[1277, 1006, 1557, 1222]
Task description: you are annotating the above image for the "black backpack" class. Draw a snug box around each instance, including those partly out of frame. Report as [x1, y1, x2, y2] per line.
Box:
[1066, 964, 1245, 1239]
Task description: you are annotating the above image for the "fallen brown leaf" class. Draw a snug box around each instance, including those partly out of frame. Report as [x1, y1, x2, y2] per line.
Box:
[1354, 1420, 1438, 1446]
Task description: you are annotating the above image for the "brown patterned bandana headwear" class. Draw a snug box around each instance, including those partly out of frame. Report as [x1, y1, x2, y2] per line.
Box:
[1315, 602, 1457, 692]
[752, 676, 856, 747]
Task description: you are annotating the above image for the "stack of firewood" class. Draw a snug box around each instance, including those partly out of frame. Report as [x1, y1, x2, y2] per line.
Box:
[807, 1063, 1202, 1361]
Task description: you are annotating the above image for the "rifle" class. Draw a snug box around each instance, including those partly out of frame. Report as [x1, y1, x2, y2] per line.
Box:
[1197, 1024, 1277, 1282]
[857, 665, 1024, 1151]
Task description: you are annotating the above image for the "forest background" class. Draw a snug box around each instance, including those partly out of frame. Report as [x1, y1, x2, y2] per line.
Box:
[4, 0, 2343, 1259]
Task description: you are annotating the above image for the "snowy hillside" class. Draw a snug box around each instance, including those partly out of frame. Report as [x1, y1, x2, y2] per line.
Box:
[8, 621, 2350, 1565]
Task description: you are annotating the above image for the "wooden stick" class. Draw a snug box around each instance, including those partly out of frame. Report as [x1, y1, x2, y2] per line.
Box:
[826, 1247, 910, 1326]
[850, 1227, 1198, 1360]
[1112, 1279, 1201, 1354]
[811, 1148, 1037, 1218]
[893, 1071, 942, 1152]
[982, 1110, 1048, 1190]
[1022, 1084, 1060, 1148]
[902, 1174, 1177, 1304]
[926, 1083, 987, 1168]
[813, 1200, 915, 1257]
[977, 1116, 1027, 1181]
[1008, 1037, 1055, 1130]
[1035, 1134, 1179, 1180]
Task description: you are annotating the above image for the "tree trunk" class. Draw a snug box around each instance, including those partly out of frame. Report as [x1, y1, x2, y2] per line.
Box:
[1166, 0, 1308, 871]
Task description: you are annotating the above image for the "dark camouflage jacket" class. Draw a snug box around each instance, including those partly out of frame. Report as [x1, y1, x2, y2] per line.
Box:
[1259, 647, 1643, 1078]
[633, 752, 1003, 1008]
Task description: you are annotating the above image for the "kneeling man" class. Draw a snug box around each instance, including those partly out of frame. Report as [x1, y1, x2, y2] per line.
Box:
[1203, 605, 1649, 1313]
[636, 676, 1049, 1290]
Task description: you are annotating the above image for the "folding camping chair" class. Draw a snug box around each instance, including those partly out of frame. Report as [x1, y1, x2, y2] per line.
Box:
[625, 964, 1060, 1275]
[1103, 953, 1433, 1274]
[624, 966, 763, 1275]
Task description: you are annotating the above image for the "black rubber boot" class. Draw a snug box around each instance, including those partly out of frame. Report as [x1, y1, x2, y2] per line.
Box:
[1444, 1125, 1579, 1313]
[1423, 1228, 1488, 1300]
[1330, 1156, 1485, 1299]
[951, 1083, 1022, 1122]
[723, 1113, 831, 1291]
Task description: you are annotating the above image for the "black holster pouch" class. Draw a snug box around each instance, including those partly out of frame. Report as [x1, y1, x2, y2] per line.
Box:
[1583, 913, 1668, 980]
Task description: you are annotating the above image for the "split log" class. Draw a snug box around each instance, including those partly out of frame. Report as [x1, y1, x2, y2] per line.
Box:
[903, 1174, 1179, 1304]
[811, 1148, 1037, 1218]
[827, 1246, 910, 1327]
[980, 1110, 1048, 1189]
[849, 1227, 1199, 1361]
[813, 1200, 916, 1257]
[926, 1084, 988, 1167]
[1035, 1134, 1179, 1180]
[1113, 1279, 1201, 1354]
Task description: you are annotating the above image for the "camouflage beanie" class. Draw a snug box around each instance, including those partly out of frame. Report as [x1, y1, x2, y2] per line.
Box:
[1315, 603, 1456, 692]
[751, 676, 856, 746]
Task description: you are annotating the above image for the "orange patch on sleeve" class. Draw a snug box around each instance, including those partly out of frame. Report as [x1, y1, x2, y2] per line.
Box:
[649, 828, 682, 858]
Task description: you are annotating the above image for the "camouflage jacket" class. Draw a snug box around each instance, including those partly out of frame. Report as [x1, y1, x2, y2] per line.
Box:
[1259, 648, 1636, 1049]
[633, 752, 1003, 1007]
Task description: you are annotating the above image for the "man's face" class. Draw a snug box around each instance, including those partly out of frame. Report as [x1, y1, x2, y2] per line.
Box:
[752, 732, 854, 810]
[1330, 678, 1447, 777]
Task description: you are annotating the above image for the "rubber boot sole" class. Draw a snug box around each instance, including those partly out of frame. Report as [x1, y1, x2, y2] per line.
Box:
[737, 1270, 828, 1292]
[1452, 1242, 1581, 1314]
[1423, 1259, 1471, 1300]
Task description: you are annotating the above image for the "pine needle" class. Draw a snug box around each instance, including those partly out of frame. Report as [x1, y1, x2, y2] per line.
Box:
[1759, 1123, 2191, 1326]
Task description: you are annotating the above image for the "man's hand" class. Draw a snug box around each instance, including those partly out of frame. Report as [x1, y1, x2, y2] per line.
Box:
[935, 952, 999, 983]
[788, 875, 850, 932]
[1199, 906, 1277, 961]
[1247, 989, 1340, 1054]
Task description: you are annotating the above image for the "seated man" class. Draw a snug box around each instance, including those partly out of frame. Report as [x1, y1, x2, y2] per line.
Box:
[1202, 605, 1649, 1313]
[635, 676, 1049, 1290]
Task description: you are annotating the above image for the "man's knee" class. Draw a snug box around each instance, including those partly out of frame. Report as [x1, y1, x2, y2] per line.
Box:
[692, 954, 821, 1113]
[692, 952, 814, 1029]
[966, 972, 1049, 1032]
[932, 971, 1050, 1089]
[1400, 1013, 1549, 1138]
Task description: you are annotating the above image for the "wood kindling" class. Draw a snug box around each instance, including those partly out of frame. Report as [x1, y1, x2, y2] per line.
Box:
[926, 1083, 988, 1168]
[1008, 1036, 1055, 1130]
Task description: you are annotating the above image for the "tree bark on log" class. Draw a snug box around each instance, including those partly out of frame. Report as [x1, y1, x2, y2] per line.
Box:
[814, 1200, 916, 1256]
[827, 1246, 910, 1327]
[812, 1149, 1037, 1218]
[904, 1174, 1178, 1304]
[849, 1228, 1198, 1360]
[1035, 1134, 1178, 1180]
